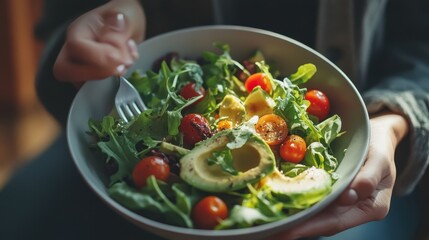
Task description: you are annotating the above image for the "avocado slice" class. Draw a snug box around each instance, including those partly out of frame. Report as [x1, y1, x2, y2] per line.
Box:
[180, 129, 275, 192]
[218, 94, 246, 127]
[244, 87, 275, 119]
[159, 141, 190, 157]
[263, 167, 332, 209]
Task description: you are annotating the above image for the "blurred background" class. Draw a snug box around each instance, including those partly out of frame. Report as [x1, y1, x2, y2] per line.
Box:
[0, 0, 60, 189]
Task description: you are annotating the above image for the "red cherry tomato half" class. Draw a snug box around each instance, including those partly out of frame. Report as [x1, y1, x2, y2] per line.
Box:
[304, 89, 330, 121]
[179, 114, 212, 148]
[191, 196, 228, 229]
[279, 135, 307, 163]
[132, 156, 170, 189]
[244, 73, 272, 93]
[180, 83, 206, 105]
[255, 114, 288, 146]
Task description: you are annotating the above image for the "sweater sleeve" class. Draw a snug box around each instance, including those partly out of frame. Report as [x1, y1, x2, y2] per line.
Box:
[363, 0, 429, 196]
[363, 41, 429, 196]
[35, 22, 78, 128]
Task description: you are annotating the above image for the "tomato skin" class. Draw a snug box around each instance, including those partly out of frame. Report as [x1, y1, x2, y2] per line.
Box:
[179, 114, 212, 148]
[279, 135, 307, 163]
[132, 156, 170, 188]
[191, 196, 228, 229]
[217, 120, 233, 131]
[244, 73, 272, 93]
[305, 89, 330, 121]
[255, 114, 288, 146]
[180, 83, 206, 105]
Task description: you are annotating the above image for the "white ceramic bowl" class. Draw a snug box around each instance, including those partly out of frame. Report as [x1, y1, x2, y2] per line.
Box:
[67, 25, 370, 240]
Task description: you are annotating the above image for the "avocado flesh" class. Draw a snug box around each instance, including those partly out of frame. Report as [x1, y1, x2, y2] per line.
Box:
[244, 87, 275, 119]
[264, 167, 332, 208]
[219, 94, 246, 127]
[180, 129, 275, 193]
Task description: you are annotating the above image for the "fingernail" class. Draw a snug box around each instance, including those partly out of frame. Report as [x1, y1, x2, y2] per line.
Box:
[345, 189, 359, 204]
[104, 12, 125, 32]
[115, 64, 126, 75]
[127, 39, 139, 60]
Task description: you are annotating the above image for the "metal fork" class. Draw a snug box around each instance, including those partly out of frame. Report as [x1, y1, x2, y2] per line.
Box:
[115, 76, 147, 123]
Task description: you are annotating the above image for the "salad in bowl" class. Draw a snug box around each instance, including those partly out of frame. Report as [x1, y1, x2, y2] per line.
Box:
[67, 25, 369, 240]
[87, 44, 343, 230]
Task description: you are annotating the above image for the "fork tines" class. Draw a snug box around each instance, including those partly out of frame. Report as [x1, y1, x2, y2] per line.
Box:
[115, 76, 147, 123]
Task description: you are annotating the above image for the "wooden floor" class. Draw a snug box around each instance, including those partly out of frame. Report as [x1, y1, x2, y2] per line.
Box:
[0, 102, 60, 189]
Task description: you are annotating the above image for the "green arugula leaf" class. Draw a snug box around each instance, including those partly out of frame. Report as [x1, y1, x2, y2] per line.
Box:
[91, 116, 140, 184]
[304, 142, 338, 172]
[226, 128, 253, 149]
[244, 185, 285, 218]
[280, 162, 309, 177]
[289, 63, 317, 85]
[127, 110, 168, 143]
[146, 176, 193, 228]
[207, 149, 238, 175]
[316, 114, 344, 145]
[108, 180, 195, 228]
[171, 183, 201, 215]
[216, 205, 282, 229]
[273, 78, 321, 144]
[108, 181, 165, 211]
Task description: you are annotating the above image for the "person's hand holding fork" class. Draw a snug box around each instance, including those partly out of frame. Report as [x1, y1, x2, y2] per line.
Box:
[53, 0, 145, 86]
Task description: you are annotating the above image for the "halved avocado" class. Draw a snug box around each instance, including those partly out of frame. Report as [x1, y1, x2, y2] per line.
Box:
[263, 167, 332, 208]
[180, 129, 275, 192]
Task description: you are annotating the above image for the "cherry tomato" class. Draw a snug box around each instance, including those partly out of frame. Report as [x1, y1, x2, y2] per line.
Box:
[305, 89, 330, 121]
[217, 120, 233, 131]
[191, 196, 228, 229]
[279, 135, 307, 163]
[179, 114, 212, 148]
[244, 73, 272, 93]
[255, 114, 288, 146]
[132, 156, 170, 188]
[180, 83, 206, 105]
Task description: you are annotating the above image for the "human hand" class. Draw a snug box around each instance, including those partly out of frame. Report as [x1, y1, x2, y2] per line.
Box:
[270, 112, 409, 240]
[53, 0, 145, 86]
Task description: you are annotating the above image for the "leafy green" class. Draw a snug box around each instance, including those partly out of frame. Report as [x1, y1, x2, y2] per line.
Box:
[304, 142, 338, 173]
[88, 116, 140, 184]
[273, 78, 321, 144]
[207, 149, 238, 175]
[217, 185, 285, 229]
[108, 181, 165, 211]
[108, 178, 196, 228]
[225, 128, 254, 149]
[289, 63, 317, 85]
[216, 205, 282, 229]
[280, 162, 309, 177]
[316, 114, 344, 145]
